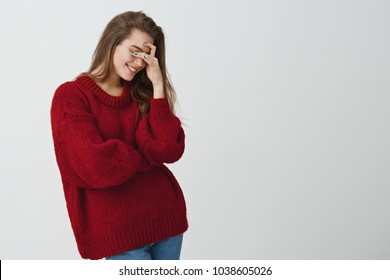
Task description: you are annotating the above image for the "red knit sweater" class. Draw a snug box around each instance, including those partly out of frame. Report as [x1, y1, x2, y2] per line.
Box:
[50, 75, 188, 260]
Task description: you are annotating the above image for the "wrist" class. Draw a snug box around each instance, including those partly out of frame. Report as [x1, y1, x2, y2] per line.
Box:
[153, 83, 165, 99]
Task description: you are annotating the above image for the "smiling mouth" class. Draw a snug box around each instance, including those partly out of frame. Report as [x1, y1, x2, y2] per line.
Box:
[126, 64, 138, 73]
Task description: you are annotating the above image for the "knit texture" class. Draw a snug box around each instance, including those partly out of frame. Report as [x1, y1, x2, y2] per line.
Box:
[50, 75, 188, 260]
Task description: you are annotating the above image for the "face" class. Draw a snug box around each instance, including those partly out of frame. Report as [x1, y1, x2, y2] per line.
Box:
[112, 29, 154, 82]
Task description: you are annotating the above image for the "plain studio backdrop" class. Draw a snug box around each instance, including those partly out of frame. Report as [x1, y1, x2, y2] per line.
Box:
[0, 0, 389, 260]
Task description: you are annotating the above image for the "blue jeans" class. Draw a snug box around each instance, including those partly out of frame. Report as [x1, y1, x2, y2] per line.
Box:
[105, 234, 183, 260]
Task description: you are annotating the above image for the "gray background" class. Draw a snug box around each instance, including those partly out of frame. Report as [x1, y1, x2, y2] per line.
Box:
[0, 0, 389, 259]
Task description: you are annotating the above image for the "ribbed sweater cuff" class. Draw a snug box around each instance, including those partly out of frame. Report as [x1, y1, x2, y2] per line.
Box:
[150, 98, 172, 121]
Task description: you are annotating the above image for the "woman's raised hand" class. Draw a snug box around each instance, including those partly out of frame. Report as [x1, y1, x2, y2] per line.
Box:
[131, 42, 165, 98]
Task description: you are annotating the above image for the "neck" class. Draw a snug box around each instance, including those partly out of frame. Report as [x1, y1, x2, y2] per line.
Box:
[91, 68, 123, 97]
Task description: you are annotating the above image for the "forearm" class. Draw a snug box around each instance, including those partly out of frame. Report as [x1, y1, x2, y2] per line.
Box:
[153, 82, 166, 99]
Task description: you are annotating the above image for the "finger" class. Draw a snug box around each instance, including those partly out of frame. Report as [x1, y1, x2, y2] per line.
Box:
[131, 51, 147, 58]
[143, 42, 156, 57]
[132, 51, 157, 65]
[142, 53, 154, 64]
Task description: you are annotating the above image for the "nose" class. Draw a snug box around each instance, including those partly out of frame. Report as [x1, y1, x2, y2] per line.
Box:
[133, 57, 144, 66]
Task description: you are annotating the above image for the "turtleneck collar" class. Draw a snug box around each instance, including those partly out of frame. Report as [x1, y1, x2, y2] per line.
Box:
[76, 75, 133, 108]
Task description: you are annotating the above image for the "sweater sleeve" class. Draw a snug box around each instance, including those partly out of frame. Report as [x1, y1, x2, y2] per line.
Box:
[135, 98, 185, 165]
[50, 83, 151, 189]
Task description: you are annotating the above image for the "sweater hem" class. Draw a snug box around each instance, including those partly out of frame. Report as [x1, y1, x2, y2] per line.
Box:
[76, 211, 188, 260]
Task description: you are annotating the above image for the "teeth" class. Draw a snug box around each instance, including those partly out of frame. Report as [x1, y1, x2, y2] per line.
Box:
[127, 64, 136, 72]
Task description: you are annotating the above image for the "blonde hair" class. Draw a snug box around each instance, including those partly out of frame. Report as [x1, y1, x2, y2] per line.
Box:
[84, 11, 176, 116]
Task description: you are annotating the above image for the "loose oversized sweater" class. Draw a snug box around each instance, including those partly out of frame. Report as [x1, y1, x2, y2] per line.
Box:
[50, 75, 188, 260]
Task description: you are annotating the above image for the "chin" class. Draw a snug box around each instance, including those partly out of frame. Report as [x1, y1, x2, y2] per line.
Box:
[121, 74, 135, 82]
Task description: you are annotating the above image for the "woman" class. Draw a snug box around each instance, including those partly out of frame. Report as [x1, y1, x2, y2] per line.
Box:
[50, 11, 188, 260]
